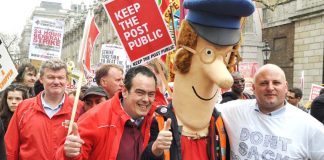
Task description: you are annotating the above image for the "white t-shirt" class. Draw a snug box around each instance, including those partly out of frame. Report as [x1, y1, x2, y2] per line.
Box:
[216, 99, 324, 160]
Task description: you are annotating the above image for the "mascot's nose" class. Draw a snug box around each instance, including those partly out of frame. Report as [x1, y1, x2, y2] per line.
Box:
[207, 55, 233, 89]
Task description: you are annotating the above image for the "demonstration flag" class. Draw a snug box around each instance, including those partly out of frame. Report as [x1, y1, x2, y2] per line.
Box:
[300, 70, 304, 93]
[78, 11, 99, 72]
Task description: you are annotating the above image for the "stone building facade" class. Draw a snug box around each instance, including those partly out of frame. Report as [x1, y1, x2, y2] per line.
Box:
[263, 0, 324, 101]
[61, 1, 264, 71]
[61, 0, 120, 67]
[20, 0, 264, 79]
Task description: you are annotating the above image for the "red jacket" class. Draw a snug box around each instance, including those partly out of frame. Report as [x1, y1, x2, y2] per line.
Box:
[4, 92, 82, 160]
[56, 93, 132, 160]
[56, 91, 166, 160]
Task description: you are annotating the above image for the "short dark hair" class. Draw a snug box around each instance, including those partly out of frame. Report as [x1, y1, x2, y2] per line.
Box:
[33, 79, 44, 95]
[15, 63, 37, 83]
[124, 66, 157, 91]
[95, 64, 124, 86]
[288, 88, 303, 98]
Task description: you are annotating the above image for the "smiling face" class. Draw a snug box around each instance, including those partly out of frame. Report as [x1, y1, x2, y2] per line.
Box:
[253, 64, 288, 114]
[182, 36, 234, 101]
[39, 68, 67, 97]
[122, 73, 156, 119]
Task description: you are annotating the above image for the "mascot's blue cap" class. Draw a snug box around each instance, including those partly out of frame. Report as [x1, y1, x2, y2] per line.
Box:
[184, 0, 255, 45]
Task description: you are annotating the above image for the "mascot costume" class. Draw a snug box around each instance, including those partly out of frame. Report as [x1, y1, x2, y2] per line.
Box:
[142, 0, 255, 159]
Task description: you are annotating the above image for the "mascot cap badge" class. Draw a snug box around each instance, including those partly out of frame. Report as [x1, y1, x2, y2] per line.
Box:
[184, 0, 255, 45]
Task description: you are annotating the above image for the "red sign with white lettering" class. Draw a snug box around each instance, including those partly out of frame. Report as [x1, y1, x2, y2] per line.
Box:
[103, 0, 175, 66]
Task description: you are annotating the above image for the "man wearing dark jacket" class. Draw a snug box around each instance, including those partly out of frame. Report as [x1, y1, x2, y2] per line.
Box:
[0, 119, 5, 160]
[221, 72, 254, 103]
[311, 88, 324, 125]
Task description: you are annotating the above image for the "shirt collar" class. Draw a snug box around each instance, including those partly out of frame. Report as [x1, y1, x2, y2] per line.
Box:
[41, 92, 65, 110]
[254, 101, 287, 116]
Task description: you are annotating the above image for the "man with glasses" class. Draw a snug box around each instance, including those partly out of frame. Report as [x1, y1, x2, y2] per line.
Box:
[286, 87, 308, 112]
[57, 66, 157, 160]
[221, 72, 255, 103]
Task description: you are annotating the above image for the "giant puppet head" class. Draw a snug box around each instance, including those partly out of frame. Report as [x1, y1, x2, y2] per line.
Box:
[172, 0, 255, 136]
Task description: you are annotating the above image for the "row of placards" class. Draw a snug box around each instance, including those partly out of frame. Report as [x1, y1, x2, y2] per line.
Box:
[27, 0, 175, 68]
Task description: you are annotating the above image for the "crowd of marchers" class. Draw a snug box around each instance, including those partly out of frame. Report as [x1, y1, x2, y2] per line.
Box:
[0, 59, 323, 160]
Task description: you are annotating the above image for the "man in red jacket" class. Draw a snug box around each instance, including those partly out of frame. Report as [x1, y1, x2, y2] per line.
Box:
[5, 59, 83, 160]
[58, 65, 157, 160]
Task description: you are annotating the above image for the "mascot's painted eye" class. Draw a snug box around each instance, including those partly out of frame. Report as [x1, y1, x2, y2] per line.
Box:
[206, 49, 213, 55]
[201, 48, 216, 64]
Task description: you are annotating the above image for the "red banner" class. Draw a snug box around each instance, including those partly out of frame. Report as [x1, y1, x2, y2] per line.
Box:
[84, 16, 99, 71]
[104, 0, 175, 66]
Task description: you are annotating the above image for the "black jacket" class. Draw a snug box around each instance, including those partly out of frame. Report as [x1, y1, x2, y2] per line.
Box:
[141, 104, 230, 160]
[220, 92, 255, 104]
[311, 94, 324, 125]
[0, 119, 6, 160]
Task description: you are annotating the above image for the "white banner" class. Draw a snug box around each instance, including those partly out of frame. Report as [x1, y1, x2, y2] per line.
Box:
[28, 17, 64, 61]
[0, 38, 18, 91]
[100, 44, 132, 72]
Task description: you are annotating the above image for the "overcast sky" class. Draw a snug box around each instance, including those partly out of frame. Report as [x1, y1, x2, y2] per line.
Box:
[0, 0, 91, 35]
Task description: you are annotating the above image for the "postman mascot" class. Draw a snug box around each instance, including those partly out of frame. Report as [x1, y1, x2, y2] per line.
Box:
[142, 0, 255, 159]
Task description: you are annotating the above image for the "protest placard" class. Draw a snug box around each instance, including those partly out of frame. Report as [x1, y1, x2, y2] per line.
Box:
[0, 38, 18, 91]
[100, 44, 132, 71]
[29, 17, 64, 61]
[103, 0, 175, 66]
[309, 84, 324, 101]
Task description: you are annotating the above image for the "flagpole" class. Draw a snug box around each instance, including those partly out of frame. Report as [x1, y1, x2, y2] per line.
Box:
[169, 0, 177, 43]
[67, 10, 92, 136]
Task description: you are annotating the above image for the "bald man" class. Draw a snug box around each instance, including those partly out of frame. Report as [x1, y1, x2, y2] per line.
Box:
[216, 64, 324, 159]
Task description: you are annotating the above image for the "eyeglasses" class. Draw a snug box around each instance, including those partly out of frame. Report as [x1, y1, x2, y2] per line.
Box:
[181, 45, 241, 66]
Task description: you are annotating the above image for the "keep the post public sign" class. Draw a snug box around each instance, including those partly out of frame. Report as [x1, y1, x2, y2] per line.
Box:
[103, 0, 175, 66]
[0, 39, 18, 91]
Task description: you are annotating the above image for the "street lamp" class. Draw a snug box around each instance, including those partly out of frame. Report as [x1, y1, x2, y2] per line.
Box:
[262, 41, 271, 64]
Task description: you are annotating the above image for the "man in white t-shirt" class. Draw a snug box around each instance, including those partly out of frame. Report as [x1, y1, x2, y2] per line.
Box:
[216, 64, 324, 159]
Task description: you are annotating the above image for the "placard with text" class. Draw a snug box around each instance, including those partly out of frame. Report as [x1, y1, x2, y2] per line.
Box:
[103, 0, 175, 66]
[28, 17, 65, 61]
[0, 38, 18, 91]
